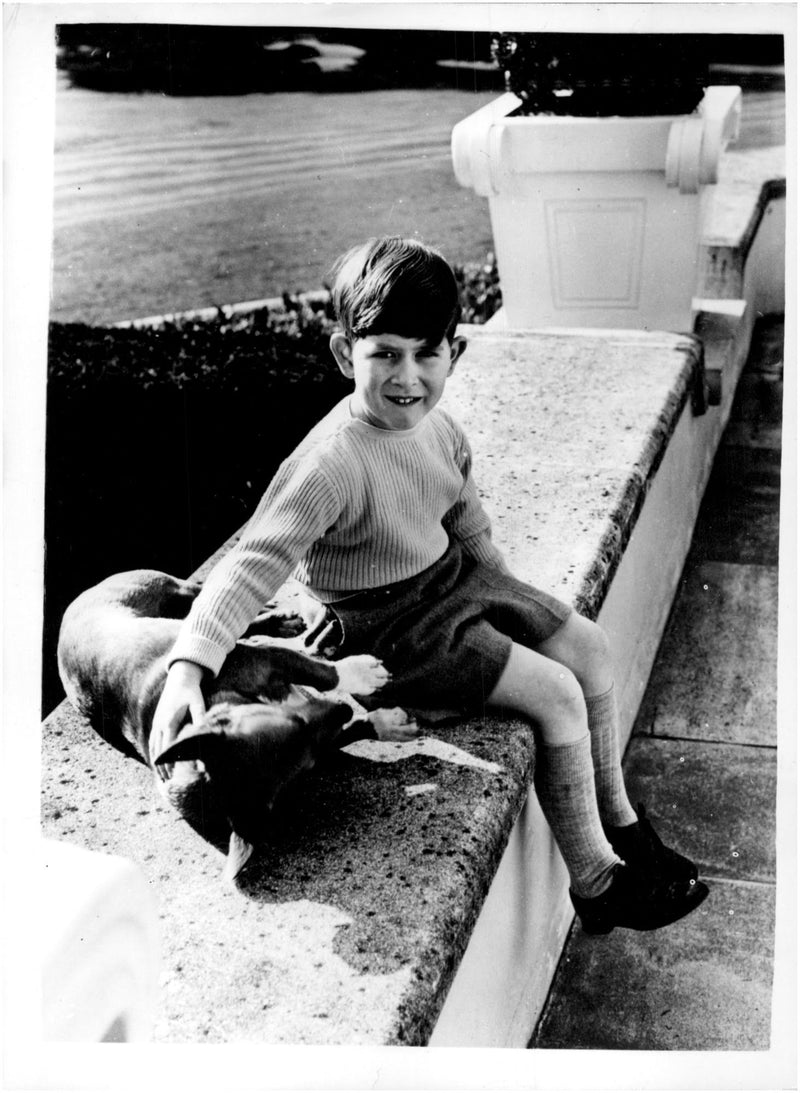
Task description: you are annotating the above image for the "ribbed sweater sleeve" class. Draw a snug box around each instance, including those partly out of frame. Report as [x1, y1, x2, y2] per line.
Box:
[168, 459, 341, 676]
[442, 422, 509, 573]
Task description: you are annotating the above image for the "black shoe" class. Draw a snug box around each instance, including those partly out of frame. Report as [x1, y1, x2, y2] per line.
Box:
[605, 803, 699, 884]
[570, 863, 709, 935]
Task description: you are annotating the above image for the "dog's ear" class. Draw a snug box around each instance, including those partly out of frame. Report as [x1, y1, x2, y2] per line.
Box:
[153, 723, 226, 767]
[222, 831, 255, 884]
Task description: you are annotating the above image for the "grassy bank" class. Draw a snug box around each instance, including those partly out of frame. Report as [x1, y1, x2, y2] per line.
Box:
[52, 83, 498, 324]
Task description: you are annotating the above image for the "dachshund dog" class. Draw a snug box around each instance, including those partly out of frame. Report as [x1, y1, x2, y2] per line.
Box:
[57, 569, 416, 880]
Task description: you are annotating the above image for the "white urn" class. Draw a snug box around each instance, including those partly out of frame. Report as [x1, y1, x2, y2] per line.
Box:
[452, 86, 742, 331]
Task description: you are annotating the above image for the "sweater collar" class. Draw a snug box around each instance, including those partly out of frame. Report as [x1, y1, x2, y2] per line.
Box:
[345, 397, 430, 440]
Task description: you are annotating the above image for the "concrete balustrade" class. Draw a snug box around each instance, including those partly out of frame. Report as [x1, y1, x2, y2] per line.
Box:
[41, 145, 784, 1045]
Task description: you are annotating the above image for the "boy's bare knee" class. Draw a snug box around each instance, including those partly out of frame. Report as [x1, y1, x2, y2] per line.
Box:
[548, 666, 585, 718]
[534, 664, 588, 745]
[582, 620, 612, 692]
[584, 619, 610, 663]
[488, 643, 588, 741]
[541, 613, 612, 693]
[563, 613, 607, 654]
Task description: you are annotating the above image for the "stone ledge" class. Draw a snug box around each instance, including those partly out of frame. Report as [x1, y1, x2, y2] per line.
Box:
[43, 699, 535, 1044]
[453, 327, 705, 622]
[699, 145, 785, 299]
[41, 326, 714, 1045]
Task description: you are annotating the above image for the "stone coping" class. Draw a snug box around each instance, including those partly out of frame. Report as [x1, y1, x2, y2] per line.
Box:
[700, 144, 785, 298]
[705, 145, 786, 247]
[450, 327, 704, 620]
[41, 327, 707, 1045]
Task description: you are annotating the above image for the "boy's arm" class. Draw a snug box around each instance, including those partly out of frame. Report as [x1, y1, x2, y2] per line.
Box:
[152, 460, 341, 758]
[168, 460, 342, 677]
[444, 435, 511, 573]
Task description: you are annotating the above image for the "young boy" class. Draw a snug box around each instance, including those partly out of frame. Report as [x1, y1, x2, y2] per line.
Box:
[153, 236, 708, 934]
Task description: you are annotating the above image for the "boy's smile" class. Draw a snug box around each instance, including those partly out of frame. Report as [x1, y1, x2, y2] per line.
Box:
[330, 331, 467, 431]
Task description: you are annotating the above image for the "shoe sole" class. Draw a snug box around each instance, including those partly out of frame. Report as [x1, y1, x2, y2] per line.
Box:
[580, 880, 710, 936]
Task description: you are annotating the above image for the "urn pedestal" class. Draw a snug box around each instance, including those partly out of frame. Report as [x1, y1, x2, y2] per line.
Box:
[452, 87, 742, 331]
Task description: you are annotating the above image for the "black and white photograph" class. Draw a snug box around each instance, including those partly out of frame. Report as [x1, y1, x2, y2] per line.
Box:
[3, 2, 795, 1089]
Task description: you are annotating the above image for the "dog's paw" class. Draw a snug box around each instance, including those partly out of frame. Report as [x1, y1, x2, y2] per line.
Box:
[368, 707, 420, 741]
[335, 654, 390, 696]
[247, 607, 306, 639]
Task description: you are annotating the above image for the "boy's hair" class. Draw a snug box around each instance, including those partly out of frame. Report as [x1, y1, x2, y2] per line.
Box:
[329, 237, 462, 345]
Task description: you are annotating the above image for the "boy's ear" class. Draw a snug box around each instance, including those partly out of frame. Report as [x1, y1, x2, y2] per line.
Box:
[330, 332, 354, 379]
[448, 335, 468, 375]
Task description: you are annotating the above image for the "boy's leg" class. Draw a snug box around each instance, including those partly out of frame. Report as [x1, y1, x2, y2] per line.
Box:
[486, 642, 619, 899]
[488, 639, 709, 932]
[535, 612, 637, 827]
[536, 613, 699, 883]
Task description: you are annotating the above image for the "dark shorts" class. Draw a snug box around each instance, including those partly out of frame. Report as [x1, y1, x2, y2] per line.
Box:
[308, 542, 571, 715]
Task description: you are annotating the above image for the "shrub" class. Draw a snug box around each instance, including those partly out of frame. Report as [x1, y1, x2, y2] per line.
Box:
[46, 298, 347, 571]
[491, 33, 709, 117]
[455, 252, 502, 324]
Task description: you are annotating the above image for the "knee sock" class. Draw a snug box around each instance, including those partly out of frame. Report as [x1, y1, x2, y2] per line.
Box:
[586, 684, 637, 828]
[533, 733, 621, 899]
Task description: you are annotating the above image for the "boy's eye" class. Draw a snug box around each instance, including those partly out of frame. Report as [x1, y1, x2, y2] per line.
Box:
[368, 346, 441, 362]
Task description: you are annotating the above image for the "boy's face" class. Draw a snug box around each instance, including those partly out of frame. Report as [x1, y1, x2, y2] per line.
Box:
[330, 331, 467, 431]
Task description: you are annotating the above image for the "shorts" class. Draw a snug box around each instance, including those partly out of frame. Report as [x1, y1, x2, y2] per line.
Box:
[305, 541, 571, 715]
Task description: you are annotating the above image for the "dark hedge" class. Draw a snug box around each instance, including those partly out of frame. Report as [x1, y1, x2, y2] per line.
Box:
[43, 299, 347, 712]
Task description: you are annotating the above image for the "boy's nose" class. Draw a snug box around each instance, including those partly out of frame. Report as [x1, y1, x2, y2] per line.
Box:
[391, 355, 420, 386]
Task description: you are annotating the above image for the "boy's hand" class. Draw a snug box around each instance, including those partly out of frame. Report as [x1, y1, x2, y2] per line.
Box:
[150, 660, 206, 765]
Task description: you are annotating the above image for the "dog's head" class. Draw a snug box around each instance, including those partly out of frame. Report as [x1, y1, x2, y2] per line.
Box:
[154, 691, 353, 881]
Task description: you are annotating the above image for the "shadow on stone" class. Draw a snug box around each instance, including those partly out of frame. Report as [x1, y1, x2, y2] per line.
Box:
[232, 720, 531, 981]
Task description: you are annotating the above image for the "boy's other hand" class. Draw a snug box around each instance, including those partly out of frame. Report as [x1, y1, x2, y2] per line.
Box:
[150, 659, 206, 766]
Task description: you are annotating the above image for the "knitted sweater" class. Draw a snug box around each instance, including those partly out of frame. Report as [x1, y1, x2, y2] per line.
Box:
[169, 396, 507, 676]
